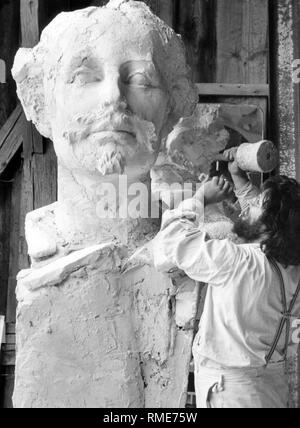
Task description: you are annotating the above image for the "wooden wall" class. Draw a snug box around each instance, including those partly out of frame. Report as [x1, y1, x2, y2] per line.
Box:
[0, 0, 276, 408]
[0, 0, 19, 128]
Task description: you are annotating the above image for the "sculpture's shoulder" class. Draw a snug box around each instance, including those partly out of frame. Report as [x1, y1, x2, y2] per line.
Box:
[25, 202, 69, 267]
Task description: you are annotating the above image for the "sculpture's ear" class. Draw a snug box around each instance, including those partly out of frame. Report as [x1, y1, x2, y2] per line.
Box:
[12, 47, 52, 139]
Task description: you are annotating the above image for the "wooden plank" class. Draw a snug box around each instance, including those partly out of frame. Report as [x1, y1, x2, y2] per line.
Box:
[2, 344, 15, 352]
[0, 183, 11, 316]
[1, 366, 15, 408]
[5, 335, 15, 346]
[269, 0, 300, 408]
[22, 120, 43, 159]
[32, 140, 57, 209]
[0, 316, 5, 346]
[0, 0, 20, 128]
[177, 0, 217, 83]
[0, 114, 24, 175]
[20, 0, 40, 48]
[1, 350, 15, 366]
[197, 83, 269, 97]
[292, 0, 300, 182]
[7, 168, 23, 323]
[158, 0, 174, 27]
[214, 0, 269, 177]
[216, 0, 268, 84]
[269, 0, 298, 177]
[18, 158, 33, 272]
[5, 323, 15, 335]
[0, 105, 22, 148]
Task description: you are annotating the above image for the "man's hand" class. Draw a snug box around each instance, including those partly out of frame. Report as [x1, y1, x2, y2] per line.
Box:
[222, 148, 241, 176]
[222, 147, 249, 191]
[195, 175, 234, 206]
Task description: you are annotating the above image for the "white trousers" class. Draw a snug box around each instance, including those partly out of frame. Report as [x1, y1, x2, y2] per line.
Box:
[194, 362, 289, 408]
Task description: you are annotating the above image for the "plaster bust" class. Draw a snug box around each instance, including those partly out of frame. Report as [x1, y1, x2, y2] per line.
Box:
[12, 0, 197, 263]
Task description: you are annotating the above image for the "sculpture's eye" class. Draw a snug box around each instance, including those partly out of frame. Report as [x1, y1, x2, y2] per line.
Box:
[126, 73, 153, 87]
[71, 68, 102, 85]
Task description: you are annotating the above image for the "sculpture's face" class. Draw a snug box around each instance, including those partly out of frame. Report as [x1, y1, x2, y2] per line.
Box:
[50, 17, 170, 178]
[13, 2, 197, 178]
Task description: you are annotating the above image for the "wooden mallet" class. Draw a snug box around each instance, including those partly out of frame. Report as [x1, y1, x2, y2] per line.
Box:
[215, 140, 279, 173]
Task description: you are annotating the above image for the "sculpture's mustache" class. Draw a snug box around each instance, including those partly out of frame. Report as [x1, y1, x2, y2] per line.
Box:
[64, 107, 157, 153]
[61, 106, 159, 176]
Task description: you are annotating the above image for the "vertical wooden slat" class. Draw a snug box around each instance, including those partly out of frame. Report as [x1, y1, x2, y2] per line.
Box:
[269, 0, 297, 178]
[291, 0, 300, 183]
[0, 0, 20, 127]
[0, 183, 11, 316]
[7, 168, 22, 323]
[176, 0, 217, 83]
[216, 0, 268, 84]
[270, 0, 300, 408]
[0, 366, 14, 408]
[214, 0, 268, 144]
[20, 0, 40, 48]
[158, 0, 174, 27]
[33, 140, 57, 210]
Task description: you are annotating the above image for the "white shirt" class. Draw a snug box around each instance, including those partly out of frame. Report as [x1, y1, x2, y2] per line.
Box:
[154, 182, 300, 368]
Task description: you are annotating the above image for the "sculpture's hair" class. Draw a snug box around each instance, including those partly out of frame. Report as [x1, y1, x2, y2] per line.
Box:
[12, 0, 197, 140]
[260, 175, 300, 267]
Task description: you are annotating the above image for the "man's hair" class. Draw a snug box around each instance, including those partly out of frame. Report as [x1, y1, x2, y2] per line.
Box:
[260, 175, 300, 267]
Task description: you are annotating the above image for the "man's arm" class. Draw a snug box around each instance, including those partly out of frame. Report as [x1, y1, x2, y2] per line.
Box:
[153, 176, 243, 285]
[222, 148, 261, 211]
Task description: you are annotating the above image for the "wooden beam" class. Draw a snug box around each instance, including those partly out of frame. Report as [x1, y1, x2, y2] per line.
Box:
[197, 83, 269, 97]
[0, 183, 11, 316]
[0, 316, 5, 346]
[158, 0, 174, 27]
[5, 323, 15, 335]
[0, 0, 20, 128]
[176, 0, 217, 83]
[6, 322, 16, 334]
[269, 0, 299, 179]
[20, 0, 40, 48]
[7, 169, 22, 323]
[1, 348, 15, 366]
[0, 105, 22, 147]
[0, 106, 24, 175]
[216, 0, 268, 84]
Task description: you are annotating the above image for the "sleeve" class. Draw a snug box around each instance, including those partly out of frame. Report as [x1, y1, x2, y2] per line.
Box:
[234, 180, 261, 212]
[153, 197, 242, 286]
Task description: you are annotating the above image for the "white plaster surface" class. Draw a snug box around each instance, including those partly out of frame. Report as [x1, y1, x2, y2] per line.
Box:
[14, 244, 198, 408]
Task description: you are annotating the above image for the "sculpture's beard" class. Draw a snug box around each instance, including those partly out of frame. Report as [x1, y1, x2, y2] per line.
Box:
[63, 106, 159, 176]
[233, 216, 264, 242]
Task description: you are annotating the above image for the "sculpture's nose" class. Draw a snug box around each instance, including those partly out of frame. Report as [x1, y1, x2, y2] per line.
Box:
[101, 70, 124, 107]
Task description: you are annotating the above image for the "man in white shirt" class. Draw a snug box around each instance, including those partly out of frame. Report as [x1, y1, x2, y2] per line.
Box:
[154, 148, 300, 408]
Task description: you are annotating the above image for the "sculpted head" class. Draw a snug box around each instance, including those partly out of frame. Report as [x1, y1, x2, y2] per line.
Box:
[12, 0, 197, 178]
